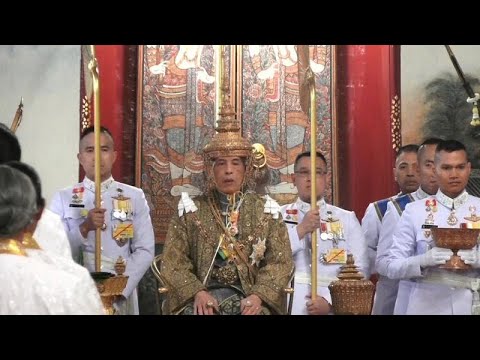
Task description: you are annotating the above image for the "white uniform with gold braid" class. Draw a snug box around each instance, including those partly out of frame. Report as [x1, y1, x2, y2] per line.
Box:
[374, 187, 429, 315]
[385, 190, 480, 315]
[280, 198, 369, 315]
[361, 193, 401, 275]
[50, 176, 155, 315]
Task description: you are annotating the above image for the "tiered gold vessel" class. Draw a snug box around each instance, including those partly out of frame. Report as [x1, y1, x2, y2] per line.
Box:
[91, 256, 129, 315]
[328, 254, 374, 315]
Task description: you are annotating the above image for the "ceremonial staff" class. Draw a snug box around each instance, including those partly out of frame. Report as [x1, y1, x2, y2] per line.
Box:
[298, 45, 318, 300]
[216, 45, 224, 123]
[84, 45, 129, 314]
[445, 45, 480, 126]
[87, 45, 102, 272]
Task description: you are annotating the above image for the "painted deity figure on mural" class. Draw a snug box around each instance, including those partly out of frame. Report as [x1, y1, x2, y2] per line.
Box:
[245, 45, 329, 198]
[141, 45, 219, 242]
[144, 45, 217, 197]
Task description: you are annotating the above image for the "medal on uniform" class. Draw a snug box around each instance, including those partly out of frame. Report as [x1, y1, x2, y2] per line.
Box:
[320, 222, 328, 240]
[111, 188, 134, 246]
[112, 188, 132, 221]
[218, 234, 233, 261]
[326, 210, 336, 222]
[423, 213, 435, 238]
[425, 199, 437, 213]
[447, 207, 458, 226]
[321, 212, 344, 248]
[285, 209, 298, 223]
[423, 199, 436, 238]
[323, 249, 347, 264]
[112, 223, 133, 247]
[464, 206, 480, 228]
[330, 221, 344, 240]
[249, 237, 267, 266]
[69, 186, 85, 207]
[320, 226, 335, 242]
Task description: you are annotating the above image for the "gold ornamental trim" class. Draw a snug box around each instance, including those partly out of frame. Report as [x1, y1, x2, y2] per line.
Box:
[391, 94, 401, 152]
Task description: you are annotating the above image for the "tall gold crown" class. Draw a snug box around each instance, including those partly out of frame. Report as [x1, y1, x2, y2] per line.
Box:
[203, 85, 251, 160]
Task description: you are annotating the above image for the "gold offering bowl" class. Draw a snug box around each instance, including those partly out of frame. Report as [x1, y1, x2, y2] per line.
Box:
[431, 227, 480, 270]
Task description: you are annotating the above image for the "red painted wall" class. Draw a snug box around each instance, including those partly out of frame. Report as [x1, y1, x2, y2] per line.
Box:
[95, 45, 126, 181]
[336, 45, 399, 219]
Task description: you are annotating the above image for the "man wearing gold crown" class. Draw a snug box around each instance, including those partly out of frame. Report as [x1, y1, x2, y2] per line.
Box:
[160, 102, 294, 315]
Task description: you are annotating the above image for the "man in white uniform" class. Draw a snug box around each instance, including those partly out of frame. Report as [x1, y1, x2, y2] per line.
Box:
[361, 144, 420, 275]
[280, 151, 369, 315]
[384, 140, 480, 315]
[50, 126, 155, 315]
[374, 138, 441, 315]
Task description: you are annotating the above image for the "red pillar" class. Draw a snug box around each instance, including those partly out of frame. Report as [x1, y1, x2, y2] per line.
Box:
[95, 45, 127, 181]
[336, 45, 400, 219]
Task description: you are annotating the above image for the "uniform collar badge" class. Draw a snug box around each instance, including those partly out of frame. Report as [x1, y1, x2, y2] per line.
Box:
[83, 176, 115, 194]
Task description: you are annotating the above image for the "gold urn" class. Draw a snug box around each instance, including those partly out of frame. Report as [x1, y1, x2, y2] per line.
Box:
[431, 227, 480, 270]
[91, 256, 129, 315]
[328, 254, 374, 315]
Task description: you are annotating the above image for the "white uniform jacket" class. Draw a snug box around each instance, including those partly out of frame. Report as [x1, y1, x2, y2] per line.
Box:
[281, 198, 369, 315]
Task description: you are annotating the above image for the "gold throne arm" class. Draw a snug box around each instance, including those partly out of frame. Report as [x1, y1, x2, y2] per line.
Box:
[284, 266, 295, 315]
[151, 254, 169, 295]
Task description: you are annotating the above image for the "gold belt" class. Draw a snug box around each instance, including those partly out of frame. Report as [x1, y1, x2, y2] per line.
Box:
[211, 265, 239, 285]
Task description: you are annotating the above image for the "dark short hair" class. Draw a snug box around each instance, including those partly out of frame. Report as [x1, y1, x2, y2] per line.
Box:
[294, 151, 327, 172]
[80, 125, 114, 144]
[7, 161, 45, 209]
[0, 123, 21, 163]
[396, 144, 419, 160]
[420, 137, 443, 146]
[418, 137, 442, 160]
[436, 139, 468, 156]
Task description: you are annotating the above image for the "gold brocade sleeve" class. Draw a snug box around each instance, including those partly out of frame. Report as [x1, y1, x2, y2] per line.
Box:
[247, 208, 294, 314]
[160, 211, 207, 315]
[160, 194, 294, 315]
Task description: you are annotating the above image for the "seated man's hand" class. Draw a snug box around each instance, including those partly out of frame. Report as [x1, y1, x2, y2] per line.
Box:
[241, 294, 262, 315]
[193, 290, 218, 315]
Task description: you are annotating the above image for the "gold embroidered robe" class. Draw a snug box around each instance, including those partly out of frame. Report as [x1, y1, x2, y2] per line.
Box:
[161, 192, 293, 315]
